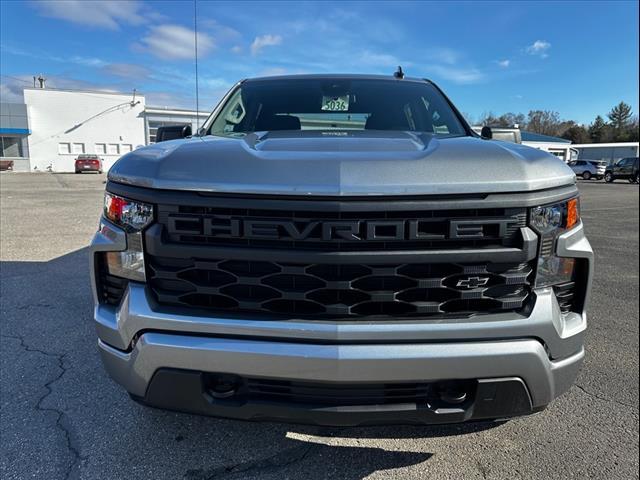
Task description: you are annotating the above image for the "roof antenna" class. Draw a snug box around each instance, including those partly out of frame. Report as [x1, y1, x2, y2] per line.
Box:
[194, 0, 200, 134]
[393, 66, 404, 79]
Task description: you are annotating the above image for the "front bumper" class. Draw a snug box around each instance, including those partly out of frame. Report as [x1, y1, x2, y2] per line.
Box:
[90, 220, 593, 425]
[99, 331, 583, 425]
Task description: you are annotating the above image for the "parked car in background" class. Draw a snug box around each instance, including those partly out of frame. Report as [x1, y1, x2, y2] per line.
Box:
[75, 154, 103, 174]
[0, 160, 14, 171]
[604, 157, 639, 184]
[569, 160, 606, 180]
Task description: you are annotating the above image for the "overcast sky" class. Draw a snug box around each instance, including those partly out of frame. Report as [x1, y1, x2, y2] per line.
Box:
[1, 0, 638, 124]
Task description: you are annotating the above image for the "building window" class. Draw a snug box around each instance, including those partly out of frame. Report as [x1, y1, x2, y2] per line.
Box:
[72, 143, 85, 154]
[107, 144, 119, 155]
[121, 144, 133, 153]
[95, 143, 107, 155]
[1, 136, 23, 158]
[58, 142, 71, 154]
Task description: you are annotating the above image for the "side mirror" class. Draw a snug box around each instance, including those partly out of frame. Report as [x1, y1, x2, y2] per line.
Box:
[480, 126, 493, 139]
[155, 124, 192, 143]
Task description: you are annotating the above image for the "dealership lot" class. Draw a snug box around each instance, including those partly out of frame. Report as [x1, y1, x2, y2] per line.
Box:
[1, 173, 638, 480]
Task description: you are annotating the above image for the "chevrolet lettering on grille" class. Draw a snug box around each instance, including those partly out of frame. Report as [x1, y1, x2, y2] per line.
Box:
[167, 216, 516, 242]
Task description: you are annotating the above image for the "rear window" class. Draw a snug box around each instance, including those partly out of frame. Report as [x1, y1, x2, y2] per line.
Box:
[208, 78, 467, 137]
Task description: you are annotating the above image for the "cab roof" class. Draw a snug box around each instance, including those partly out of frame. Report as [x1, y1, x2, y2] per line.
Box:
[243, 73, 434, 85]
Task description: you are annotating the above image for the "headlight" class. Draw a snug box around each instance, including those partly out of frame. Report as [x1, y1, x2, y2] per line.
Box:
[530, 197, 580, 234]
[530, 197, 580, 288]
[104, 192, 153, 231]
[102, 192, 153, 282]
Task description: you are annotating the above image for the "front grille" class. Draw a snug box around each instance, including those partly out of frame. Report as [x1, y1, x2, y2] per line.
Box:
[158, 205, 527, 252]
[147, 197, 535, 320]
[147, 256, 533, 318]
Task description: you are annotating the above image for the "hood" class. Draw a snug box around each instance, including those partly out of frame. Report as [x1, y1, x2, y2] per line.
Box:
[108, 130, 576, 196]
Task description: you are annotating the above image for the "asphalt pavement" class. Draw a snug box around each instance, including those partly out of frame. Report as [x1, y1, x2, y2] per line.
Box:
[1, 173, 638, 480]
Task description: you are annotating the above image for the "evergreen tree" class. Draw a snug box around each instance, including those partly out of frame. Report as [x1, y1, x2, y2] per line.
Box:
[588, 115, 608, 143]
[607, 102, 633, 132]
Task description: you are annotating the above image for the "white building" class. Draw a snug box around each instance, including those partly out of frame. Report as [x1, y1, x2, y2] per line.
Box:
[1, 87, 209, 172]
[23, 88, 146, 172]
[520, 131, 574, 162]
[472, 127, 576, 161]
[471, 126, 639, 164]
[569, 142, 639, 164]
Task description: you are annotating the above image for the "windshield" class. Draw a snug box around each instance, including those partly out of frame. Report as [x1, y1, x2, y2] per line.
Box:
[207, 78, 467, 137]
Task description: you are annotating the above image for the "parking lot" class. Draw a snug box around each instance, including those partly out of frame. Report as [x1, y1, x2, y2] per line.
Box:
[0, 173, 638, 480]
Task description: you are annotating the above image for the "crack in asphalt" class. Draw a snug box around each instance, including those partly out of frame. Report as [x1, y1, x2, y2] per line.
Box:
[15, 303, 54, 310]
[184, 443, 317, 479]
[574, 383, 636, 410]
[51, 174, 70, 189]
[1, 333, 83, 480]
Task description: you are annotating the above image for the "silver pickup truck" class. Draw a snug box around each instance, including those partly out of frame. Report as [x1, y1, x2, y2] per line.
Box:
[91, 73, 593, 426]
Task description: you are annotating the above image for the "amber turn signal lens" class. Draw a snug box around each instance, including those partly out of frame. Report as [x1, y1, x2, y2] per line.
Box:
[566, 198, 580, 230]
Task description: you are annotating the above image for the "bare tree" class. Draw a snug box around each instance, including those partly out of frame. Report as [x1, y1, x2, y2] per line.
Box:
[526, 110, 562, 136]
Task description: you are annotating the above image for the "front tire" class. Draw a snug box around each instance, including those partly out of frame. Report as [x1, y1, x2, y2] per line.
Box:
[604, 172, 614, 183]
[582, 171, 591, 180]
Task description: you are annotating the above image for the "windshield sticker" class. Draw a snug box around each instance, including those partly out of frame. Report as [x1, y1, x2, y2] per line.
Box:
[321, 95, 349, 111]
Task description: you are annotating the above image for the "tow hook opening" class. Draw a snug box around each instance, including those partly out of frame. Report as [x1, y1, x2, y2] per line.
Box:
[434, 380, 472, 405]
[206, 373, 244, 399]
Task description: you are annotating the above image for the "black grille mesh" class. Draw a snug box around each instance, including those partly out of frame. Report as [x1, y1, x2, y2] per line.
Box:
[203, 374, 475, 407]
[553, 282, 576, 314]
[243, 378, 471, 406]
[95, 253, 128, 305]
[147, 256, 533, 319]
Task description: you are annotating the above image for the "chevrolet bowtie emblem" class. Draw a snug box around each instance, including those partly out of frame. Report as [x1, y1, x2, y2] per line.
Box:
[456, 276, 490, 289]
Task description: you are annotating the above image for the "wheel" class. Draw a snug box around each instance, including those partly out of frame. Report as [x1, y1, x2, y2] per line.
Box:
[604, 172, 614, 183]
[582, 171, 591, 180]
[636, 172, 640, 184]
[98, 170, 103, 174]
[75, 170, 80, 174]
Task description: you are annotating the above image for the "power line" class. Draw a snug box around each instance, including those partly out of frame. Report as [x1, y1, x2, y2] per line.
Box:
[0, 74, 32, 85]
[27, 102, 133, 148]
[1, 76, 145, 102]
